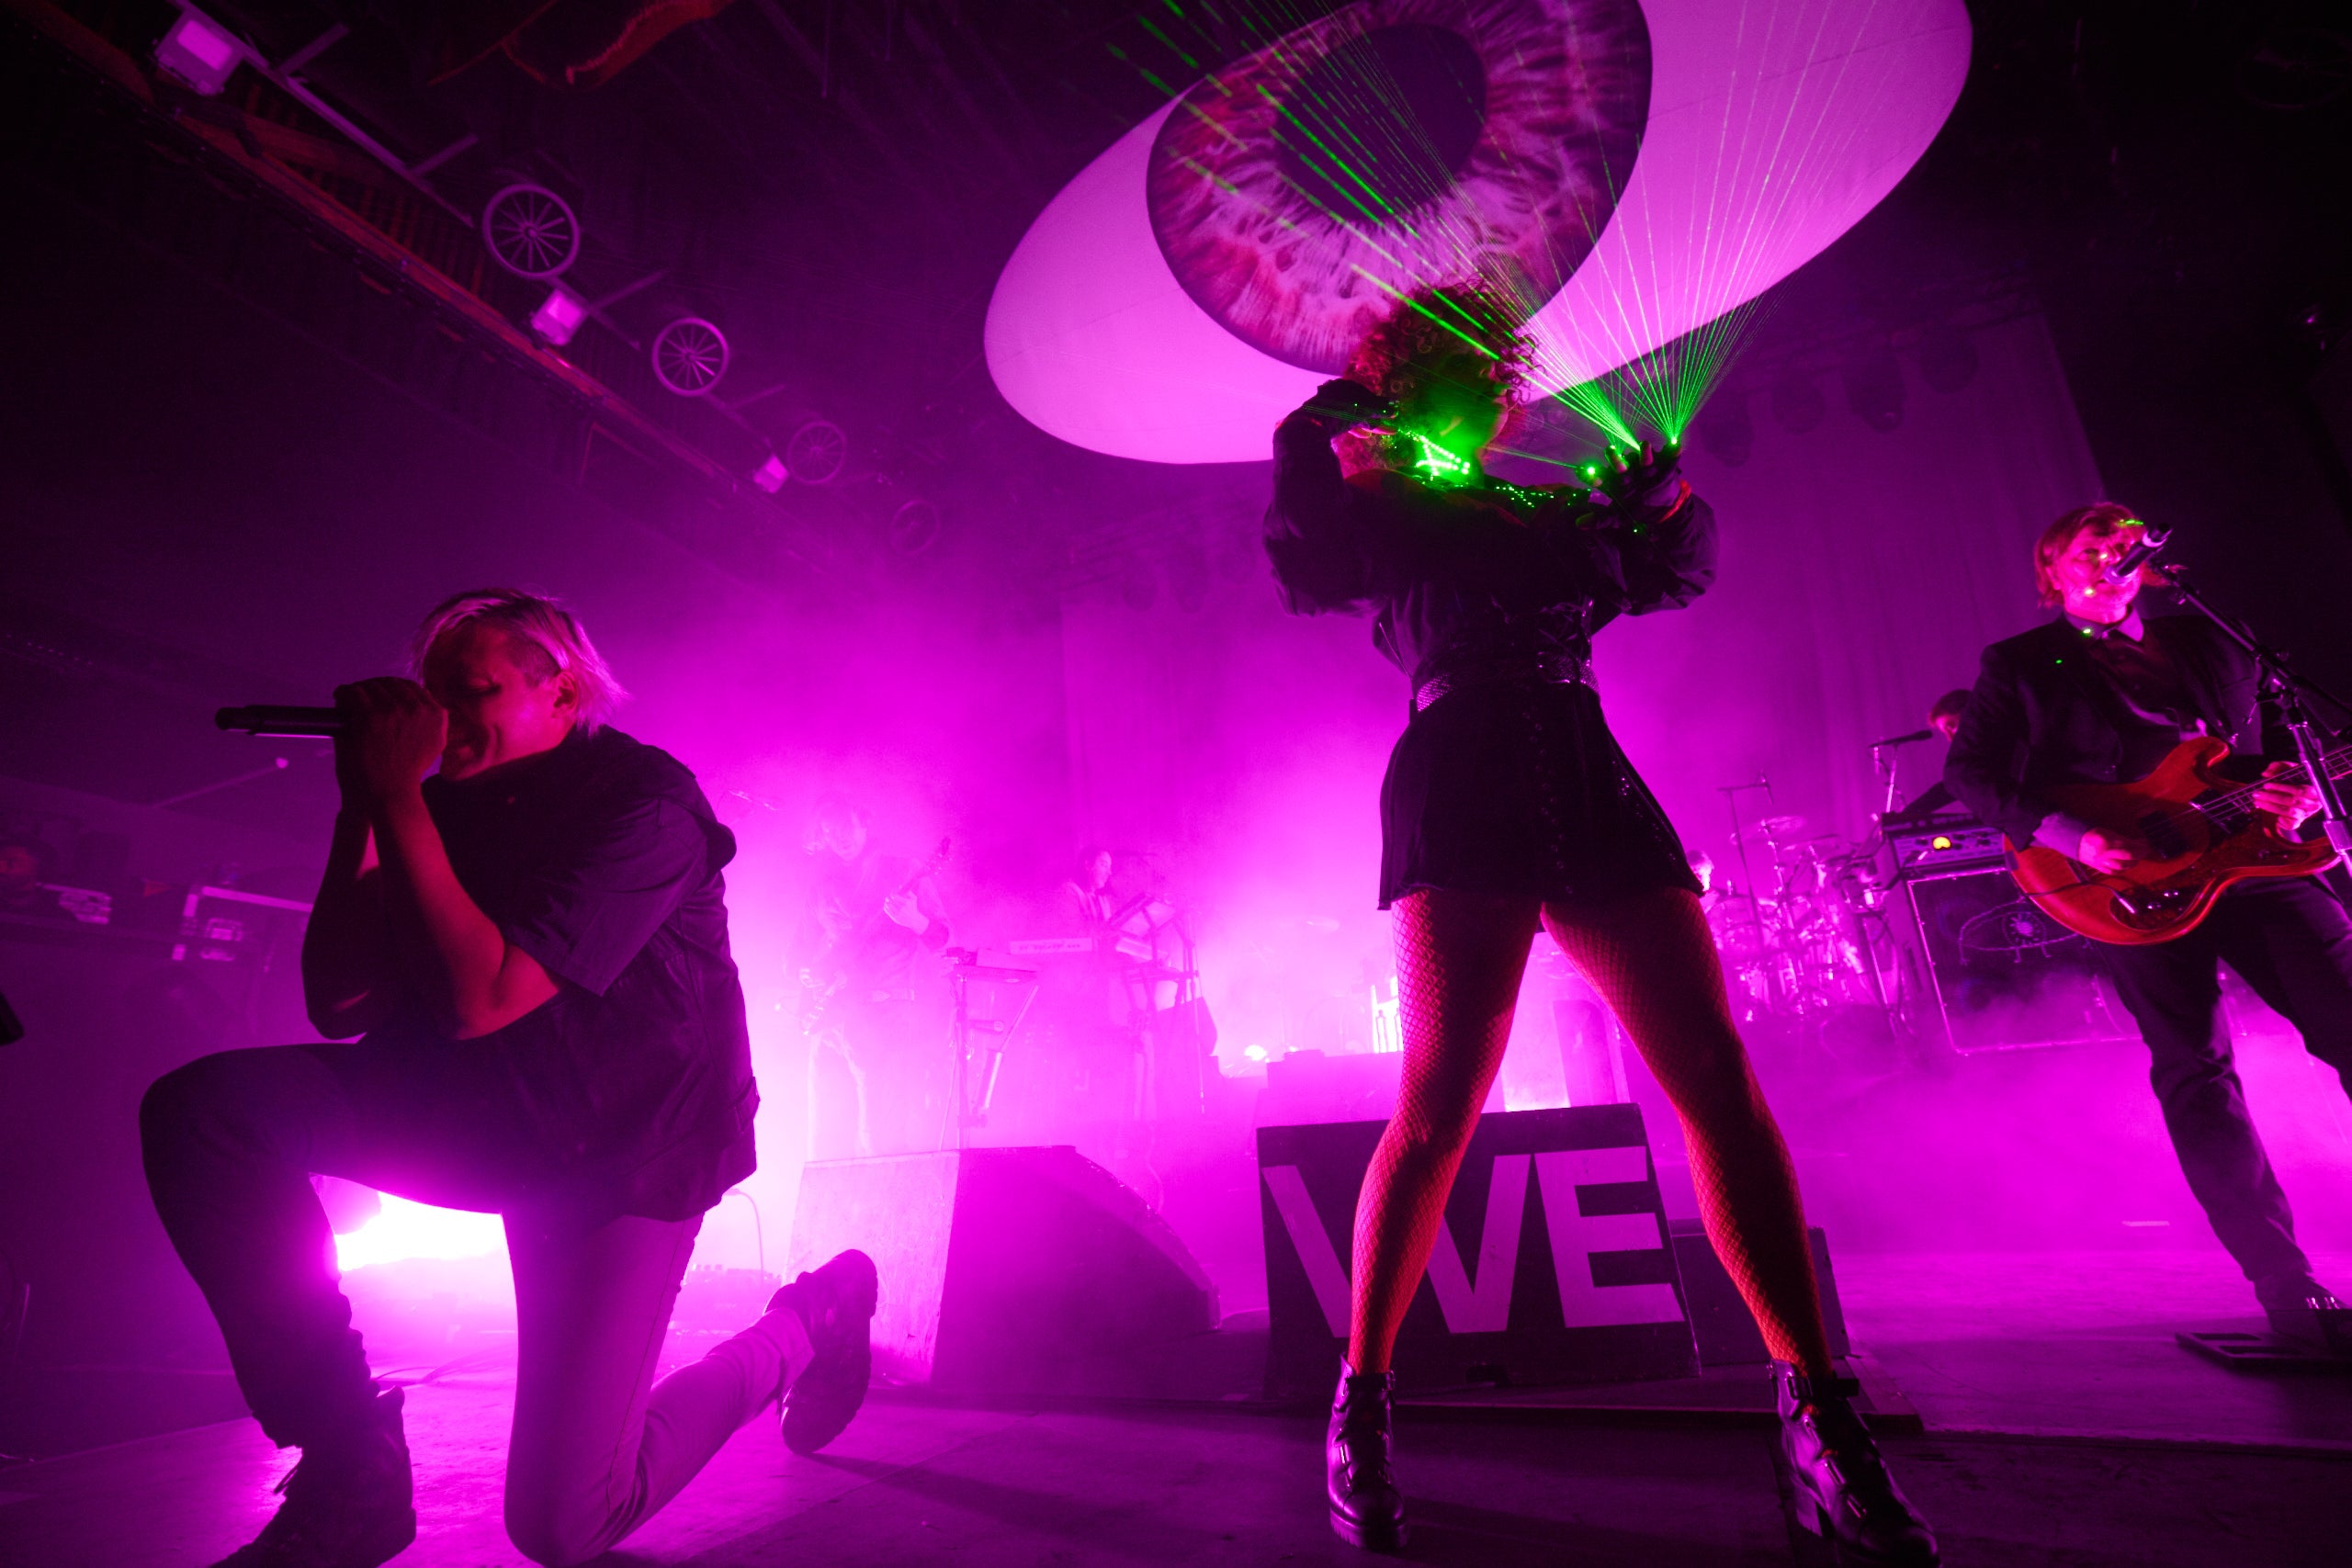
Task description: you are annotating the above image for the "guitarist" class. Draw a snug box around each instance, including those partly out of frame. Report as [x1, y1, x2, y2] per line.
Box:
[798, 796, 952, 1157]
[1946, 502, 2349, 1342]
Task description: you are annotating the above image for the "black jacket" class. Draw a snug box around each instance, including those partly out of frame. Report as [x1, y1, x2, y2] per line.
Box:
[365, 727, 758, 1223]
[1262, 408, 1715, 687]
[1944, 614, 2274, 848]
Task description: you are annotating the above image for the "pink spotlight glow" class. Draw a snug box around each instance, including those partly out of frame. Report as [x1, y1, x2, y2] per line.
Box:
[333, 1195, 505, 1273]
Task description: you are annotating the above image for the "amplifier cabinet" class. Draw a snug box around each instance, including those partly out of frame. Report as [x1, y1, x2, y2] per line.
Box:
[1905, 866, 2138, 1053]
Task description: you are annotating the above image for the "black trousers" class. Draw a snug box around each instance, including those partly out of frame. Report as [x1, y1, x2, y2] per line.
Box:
[140, 1044, 801, 1564]
[2100, 878, 2352, 1287]
[140, 1041, 630, 1449]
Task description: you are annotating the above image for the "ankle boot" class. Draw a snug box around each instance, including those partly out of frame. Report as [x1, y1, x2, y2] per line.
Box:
[1327, 1361, 1407, 1552]
[773, 1248, 880, 1455]
[1772, 1362, 1938, 1566]
[213, 1385, 414, 1568]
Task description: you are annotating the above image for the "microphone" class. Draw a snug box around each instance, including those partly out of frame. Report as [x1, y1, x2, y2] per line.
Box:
[1870, 728, 1935, 748]
[2102, 527, 2172, 586]
[217, 705, 341, 738]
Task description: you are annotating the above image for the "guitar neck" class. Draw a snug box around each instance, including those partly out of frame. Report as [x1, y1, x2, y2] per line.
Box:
[2276, 741, 2352, 793]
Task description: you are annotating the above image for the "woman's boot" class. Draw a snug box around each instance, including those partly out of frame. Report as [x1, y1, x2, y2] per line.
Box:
[1773, 1362, 1939, 1565]
[1327, 1361, 1407, 1551]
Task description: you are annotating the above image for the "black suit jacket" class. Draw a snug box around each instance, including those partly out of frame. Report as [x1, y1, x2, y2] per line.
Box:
[1944, 614, 2275, 848]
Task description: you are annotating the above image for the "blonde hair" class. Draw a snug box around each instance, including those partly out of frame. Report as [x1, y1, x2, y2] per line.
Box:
[409, 588, 627, 732]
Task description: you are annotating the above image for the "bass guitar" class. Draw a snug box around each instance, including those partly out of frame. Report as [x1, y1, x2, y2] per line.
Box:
[2005, 736, 2347, 945]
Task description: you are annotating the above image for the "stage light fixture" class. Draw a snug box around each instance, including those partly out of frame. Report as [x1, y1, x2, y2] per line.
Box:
[528, 285, 588, 345]
[1843, 347, 1906, 434]
[1917, 322, 1979, 394]
[1693, 392, 1753, 467]
[1770, 375, 1826, 434]
[752, 453, 787, 493]
[888, 499, 943, 556]
[156, 10, 244, 96]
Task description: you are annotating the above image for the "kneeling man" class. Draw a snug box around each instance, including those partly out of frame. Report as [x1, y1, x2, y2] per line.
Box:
[143, 589, 876, 1567]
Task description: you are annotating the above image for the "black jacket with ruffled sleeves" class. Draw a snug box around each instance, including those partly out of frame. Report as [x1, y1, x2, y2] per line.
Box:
[1262, 404, 1715, 907]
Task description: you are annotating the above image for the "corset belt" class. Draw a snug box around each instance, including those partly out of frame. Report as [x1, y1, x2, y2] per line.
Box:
[1412, 650, 1594, 714]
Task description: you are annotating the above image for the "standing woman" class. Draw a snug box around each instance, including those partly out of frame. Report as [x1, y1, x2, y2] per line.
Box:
[1265, 289, 1937, 1565]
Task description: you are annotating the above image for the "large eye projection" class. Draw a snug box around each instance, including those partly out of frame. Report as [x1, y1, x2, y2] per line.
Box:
[986, 0, 1972, 465]
[1146, 0, 1651, 373]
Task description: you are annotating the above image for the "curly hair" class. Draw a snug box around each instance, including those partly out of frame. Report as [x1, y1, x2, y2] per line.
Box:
[1339, 284, 1536, 471]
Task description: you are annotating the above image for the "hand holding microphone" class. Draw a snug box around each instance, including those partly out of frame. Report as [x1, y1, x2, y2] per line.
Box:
[333, 679, 447, 807]
[220, 682, 446, 805]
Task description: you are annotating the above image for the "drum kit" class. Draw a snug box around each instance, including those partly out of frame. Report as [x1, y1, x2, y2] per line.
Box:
[1709, 791, 1897, 1021]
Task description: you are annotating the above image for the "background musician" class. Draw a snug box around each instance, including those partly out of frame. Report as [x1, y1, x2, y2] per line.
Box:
[1060, 844, 1118, 935]
[1891, 689, 1973, 819]
[798, 796, 952, 1158]
[1946, 502, 2350, 1341]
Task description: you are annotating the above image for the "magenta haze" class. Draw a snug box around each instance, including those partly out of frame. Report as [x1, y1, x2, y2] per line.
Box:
[330, 317, 2352, 1315]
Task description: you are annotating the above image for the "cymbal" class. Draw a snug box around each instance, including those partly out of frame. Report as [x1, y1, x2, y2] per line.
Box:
[1759, 814, 1807, 835]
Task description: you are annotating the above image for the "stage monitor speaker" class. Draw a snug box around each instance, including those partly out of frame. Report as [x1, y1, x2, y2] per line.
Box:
[1259, 1104, 1697, 1398]
[787, 1145, 1218, 1396]
[1668, 1218, 1849, 1368]
[1905, 867, 2138, 1053]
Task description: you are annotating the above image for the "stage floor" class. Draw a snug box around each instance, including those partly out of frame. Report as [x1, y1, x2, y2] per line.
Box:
[5, 1249, 2349, 1567]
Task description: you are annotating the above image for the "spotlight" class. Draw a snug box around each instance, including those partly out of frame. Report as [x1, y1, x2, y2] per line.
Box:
[156, 10, 243, 96]
[1770, 375, 1826, 434]
[528, 285, 588, 345]
[751, 453, 787, 493]
[1693, 393, 1753, 467]
[1842, 347, 1905, 434]
[1917, 323, 1979, 394]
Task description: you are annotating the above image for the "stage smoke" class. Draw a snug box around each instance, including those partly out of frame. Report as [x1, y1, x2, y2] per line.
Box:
[1694, 390, 1755, 467]
[1918, 322, 1980, 393]
[1843, 347, 1906, 434]
[1770, 375, 1827, 434]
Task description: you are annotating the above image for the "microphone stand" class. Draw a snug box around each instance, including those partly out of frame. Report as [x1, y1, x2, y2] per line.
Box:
[2157, 566, 2352, 860]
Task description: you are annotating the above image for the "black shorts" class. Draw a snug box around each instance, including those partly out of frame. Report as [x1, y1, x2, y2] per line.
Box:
[1377, 680, 1700, 909]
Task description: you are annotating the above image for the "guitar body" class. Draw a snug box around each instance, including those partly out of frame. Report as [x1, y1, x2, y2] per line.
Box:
[2004, 738, 2338, 945]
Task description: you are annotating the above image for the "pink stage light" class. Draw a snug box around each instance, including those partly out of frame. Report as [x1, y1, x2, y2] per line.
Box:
[334, 1194, 505, 1273]
[985, 0, 1970, 465]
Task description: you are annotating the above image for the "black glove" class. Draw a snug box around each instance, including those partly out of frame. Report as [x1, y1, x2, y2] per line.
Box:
[1592, 439, 1682, 509]
[1300, 378, 1395, 431]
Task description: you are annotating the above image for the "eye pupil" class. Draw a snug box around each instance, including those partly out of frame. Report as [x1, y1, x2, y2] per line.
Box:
[1274, 26, 1488, 223]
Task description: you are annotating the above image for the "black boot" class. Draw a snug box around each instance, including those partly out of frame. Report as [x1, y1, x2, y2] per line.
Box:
[1327, 1362, 1407, 1552]
[2256, 1274, 2352, 1355]
[774, 1248, 879, 1454]
[213, 1385, 414, 1568]
[1773, 1362, 1938, 1567]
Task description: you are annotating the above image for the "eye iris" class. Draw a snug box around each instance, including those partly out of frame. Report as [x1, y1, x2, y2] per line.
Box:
[1273, 25, 1487, 225]
[1146, 0, 1652, 375]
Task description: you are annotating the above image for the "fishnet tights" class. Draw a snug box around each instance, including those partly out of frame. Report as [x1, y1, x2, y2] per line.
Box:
[1347, 886, 1834, 1378]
